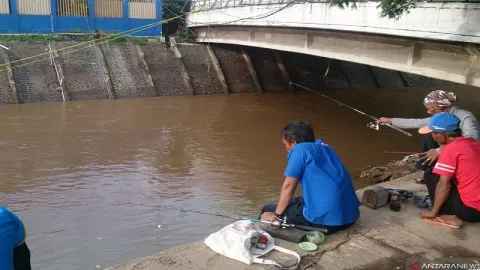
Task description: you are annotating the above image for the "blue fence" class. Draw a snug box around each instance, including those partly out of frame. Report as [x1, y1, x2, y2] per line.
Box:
[0, 0, 162, 36]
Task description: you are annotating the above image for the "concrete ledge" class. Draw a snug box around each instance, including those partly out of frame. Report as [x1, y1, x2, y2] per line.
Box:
[169, 38, 195, 95]
[51, 42, 70, 102]
[135, 44, 157, 97]
[193, 26, 480, 88]
[107, 171, 480, 270]
[95, 44, 116, 99]
[0, 50, 19, 104]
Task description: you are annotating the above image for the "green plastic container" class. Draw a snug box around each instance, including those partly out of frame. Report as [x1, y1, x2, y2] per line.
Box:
[299, 242, 317, 251]
[305, 231, 325, 245]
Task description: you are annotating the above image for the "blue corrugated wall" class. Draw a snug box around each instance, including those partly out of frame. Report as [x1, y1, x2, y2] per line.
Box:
[0, 0, 162, 36]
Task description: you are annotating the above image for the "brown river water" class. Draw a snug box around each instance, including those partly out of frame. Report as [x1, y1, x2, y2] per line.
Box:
[1, 86, 479, 270]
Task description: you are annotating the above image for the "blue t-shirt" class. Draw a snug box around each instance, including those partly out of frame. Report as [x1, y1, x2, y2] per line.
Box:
[0, 206, 26, 270]
[284, 139, 361, 226]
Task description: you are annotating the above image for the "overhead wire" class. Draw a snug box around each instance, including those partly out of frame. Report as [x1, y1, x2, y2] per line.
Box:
[175, 0, 296, 40]
[0, 3, 211, 73]
[0, 20, 167, 69]
[0, 0, 297, 73]
[0, 21, 166, 73]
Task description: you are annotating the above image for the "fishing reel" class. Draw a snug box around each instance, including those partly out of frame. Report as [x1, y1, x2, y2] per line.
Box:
[367, 121, 380, 131]
[270, 216, 287, 229]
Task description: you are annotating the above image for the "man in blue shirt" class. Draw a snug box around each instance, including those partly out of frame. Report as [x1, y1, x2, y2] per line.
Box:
[260, 121, 361, 234]
[0, 206, 31, 270]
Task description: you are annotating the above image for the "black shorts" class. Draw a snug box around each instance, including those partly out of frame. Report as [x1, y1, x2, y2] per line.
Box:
[13, 242, 31, 270]
[260, 196, 355, 235]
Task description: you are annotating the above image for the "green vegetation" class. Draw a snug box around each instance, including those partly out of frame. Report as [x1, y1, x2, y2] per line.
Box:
[0, 33, 152, 45]
[0, 34, 65, 43]
[106, 36, 150, 45]
[163, 0, 190, 24]
[326, 0, 416, 20]
[176, 27, 196, 43]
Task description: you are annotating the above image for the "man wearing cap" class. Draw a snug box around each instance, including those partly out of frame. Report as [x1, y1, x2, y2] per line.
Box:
[0, 206, 31, 270]
[417, 113, 480, 229]
[378, 90, 479, 183]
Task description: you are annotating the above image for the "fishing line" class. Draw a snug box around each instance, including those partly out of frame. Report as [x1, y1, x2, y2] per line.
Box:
[110, 199, 254, 220]
[110, 199, 328, 233]
[381, 151, 418, 155]
[290, 82, 413, 137]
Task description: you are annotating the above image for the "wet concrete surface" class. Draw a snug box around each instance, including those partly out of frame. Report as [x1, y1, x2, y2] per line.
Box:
[212, 45, 256, 93]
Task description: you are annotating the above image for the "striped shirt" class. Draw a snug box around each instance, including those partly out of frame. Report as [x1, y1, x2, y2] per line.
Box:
[433, 137, 480, 211]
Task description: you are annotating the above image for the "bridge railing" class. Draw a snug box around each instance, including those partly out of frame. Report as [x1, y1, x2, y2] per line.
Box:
[191, 0, 480, 11]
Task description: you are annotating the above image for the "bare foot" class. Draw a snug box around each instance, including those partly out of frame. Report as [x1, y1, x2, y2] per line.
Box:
[414, 177, 424, 184]
[439, 215, 463, 226]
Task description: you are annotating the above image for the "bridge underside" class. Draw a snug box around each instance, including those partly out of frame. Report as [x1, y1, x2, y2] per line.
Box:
[194, 26, 480, 88]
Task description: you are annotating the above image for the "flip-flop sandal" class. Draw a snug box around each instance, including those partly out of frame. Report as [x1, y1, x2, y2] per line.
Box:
[422, 216, 461, 229]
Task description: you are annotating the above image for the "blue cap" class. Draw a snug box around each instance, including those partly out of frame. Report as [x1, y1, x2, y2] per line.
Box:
[419, 112, 460, 134]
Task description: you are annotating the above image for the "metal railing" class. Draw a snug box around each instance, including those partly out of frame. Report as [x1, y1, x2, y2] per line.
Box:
[190, 0, 480, 11]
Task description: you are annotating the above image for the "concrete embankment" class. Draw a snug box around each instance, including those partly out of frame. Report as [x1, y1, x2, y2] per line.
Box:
[106, 171, 480, 270]
[0, 35, 459, 105]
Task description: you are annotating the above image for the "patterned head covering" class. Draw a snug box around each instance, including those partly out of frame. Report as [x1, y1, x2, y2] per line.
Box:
[423, 90, 457, 107]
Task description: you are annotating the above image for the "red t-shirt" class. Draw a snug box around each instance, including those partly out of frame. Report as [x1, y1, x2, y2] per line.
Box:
[433, 137, 480, 211]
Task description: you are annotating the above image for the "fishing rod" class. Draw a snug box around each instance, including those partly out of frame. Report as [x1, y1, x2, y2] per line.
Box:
[381, 151, 418, 155]
[110, 200, 328, 233]
[290, 82, 413, 137]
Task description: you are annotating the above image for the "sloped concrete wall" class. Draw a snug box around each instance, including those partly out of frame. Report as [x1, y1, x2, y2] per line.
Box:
[6, 42, 62, 103]
[177, 44, 223, 95]
[0, 40, 462, 105]
[340, 61, 378, 88]
[211, 44, 255, 93]
[246, 47, 287, 91]
[56, 41, 109, 101]
[141, 43, 186, 96]
[102, 43, 153, 99]
[0, 52, 14, 104]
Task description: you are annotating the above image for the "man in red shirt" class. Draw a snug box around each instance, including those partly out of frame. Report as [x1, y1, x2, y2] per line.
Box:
[418, 112, 480, 229]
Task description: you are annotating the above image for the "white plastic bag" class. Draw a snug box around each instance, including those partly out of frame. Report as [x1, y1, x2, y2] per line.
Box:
[204, 220, 301, 268]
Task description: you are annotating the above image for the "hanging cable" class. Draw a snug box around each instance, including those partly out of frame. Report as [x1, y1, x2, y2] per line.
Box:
[0, 4, 210, 70]
[0, 21, 165, 73]
[0, 1, 296, 73]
